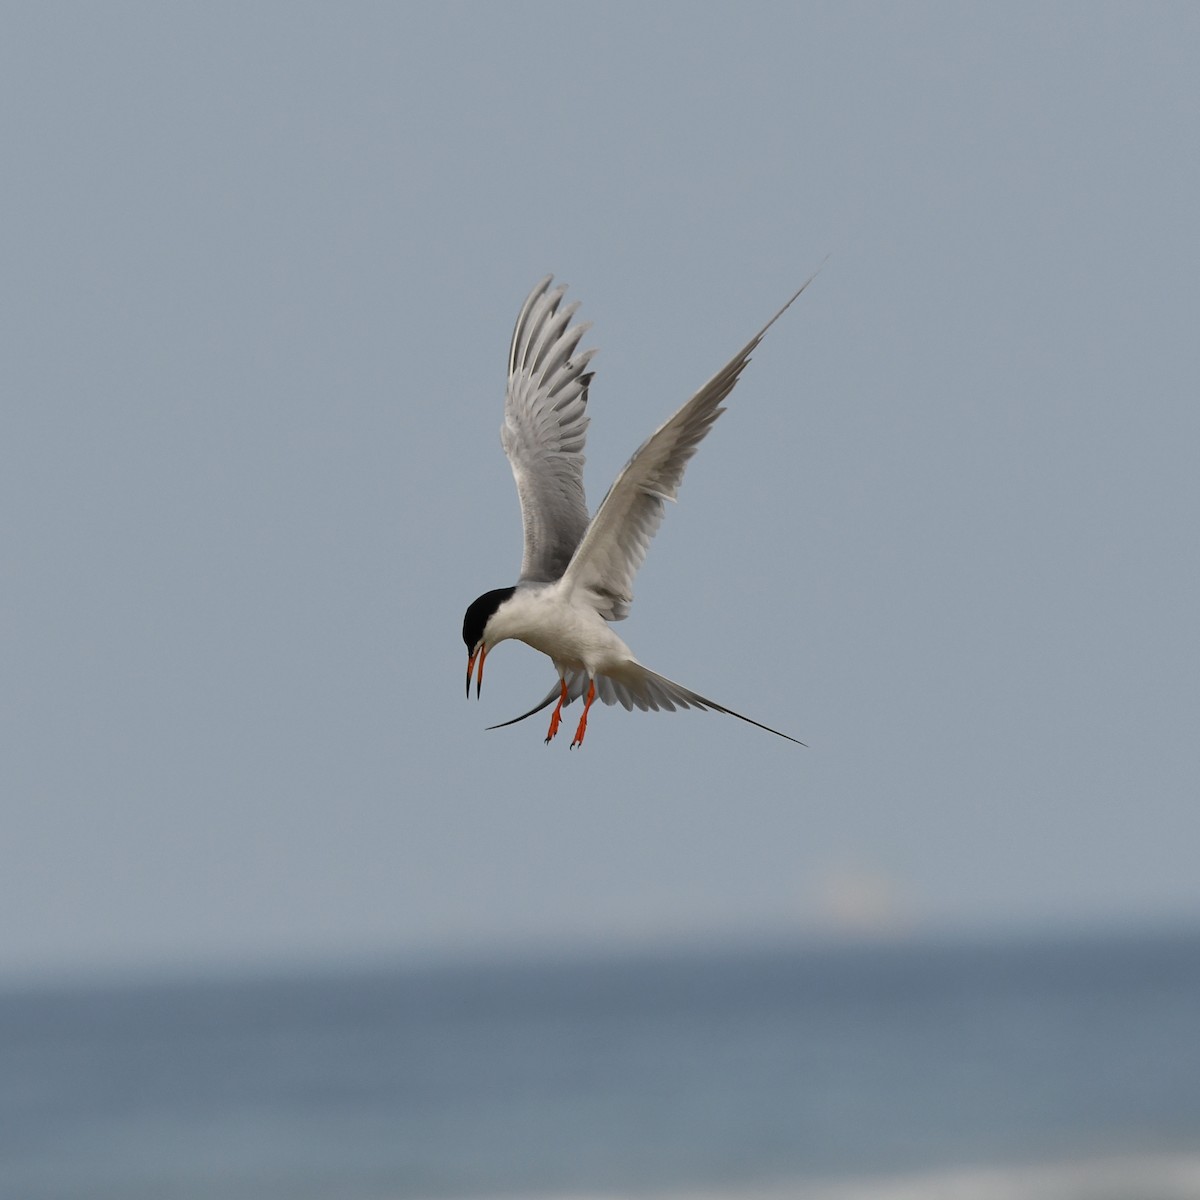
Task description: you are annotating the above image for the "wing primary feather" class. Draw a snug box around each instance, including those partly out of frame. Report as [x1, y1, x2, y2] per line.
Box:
[508, 275, 554, 376]
[528, 302, 580, 373]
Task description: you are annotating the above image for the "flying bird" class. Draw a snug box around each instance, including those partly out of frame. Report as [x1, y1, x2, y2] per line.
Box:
[462, 274, 815, 748]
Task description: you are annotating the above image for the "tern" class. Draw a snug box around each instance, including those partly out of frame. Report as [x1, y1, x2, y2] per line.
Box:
[463, 274, 815, 748]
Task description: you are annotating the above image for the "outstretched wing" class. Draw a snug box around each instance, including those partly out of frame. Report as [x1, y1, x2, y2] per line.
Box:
[487, 664, 804, 744]
[502, 277, 598, 583]
[559, 272, 818, 621]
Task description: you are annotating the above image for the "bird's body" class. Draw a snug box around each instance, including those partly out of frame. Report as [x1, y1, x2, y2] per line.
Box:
[462, 274, 815, 747]
[484, 581, 635, 677]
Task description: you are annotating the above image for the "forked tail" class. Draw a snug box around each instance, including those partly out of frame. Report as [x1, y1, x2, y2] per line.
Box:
[487, 663, 805, 745]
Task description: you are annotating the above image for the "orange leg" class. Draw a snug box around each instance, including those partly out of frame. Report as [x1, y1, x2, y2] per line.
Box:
[544, 678, 569, 744]
[570, 679, 597, 749]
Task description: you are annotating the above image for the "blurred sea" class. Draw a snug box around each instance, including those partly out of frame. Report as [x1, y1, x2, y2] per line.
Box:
[2, 927, 1198, 1200]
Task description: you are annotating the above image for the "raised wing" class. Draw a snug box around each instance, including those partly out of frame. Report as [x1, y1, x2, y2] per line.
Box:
[502, 277, 597, 583]
[559, 272, 818, 620]
[487, 665, 804, 744]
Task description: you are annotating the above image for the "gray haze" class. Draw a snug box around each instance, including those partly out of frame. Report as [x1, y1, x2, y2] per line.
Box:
[3, 4, 1198, 980]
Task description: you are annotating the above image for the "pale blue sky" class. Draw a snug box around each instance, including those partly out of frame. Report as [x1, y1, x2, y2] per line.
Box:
[3, 3, 1198, 980]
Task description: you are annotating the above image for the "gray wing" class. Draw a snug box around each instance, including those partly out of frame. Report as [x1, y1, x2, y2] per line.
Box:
[558, 271, 818, 621]
[502, 277, 598, 583]
[487, 665, 804, 744]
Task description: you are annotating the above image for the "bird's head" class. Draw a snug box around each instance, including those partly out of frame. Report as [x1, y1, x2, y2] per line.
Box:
[462, 587, 516, 698]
